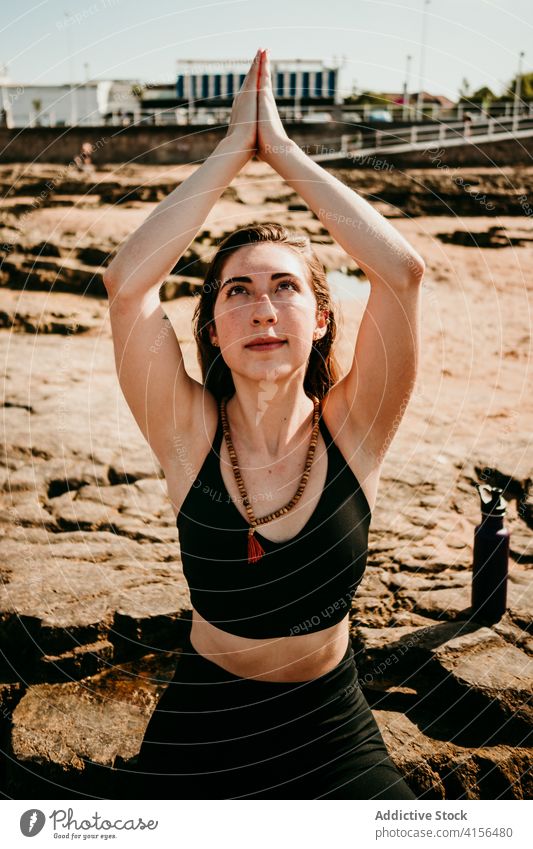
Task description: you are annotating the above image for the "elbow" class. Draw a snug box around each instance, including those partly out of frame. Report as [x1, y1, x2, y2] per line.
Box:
[102, 266, 161, 304]
[102, 265, 116, 292]
[102, 265, 125, 299]
[405, 253, 426, 286]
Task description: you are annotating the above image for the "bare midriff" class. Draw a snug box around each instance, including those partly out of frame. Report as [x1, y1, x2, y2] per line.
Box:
[188, 607, 351, 682]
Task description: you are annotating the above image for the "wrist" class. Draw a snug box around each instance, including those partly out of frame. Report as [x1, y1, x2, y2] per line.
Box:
[215, 133, 253, 168]
[261, 135, 296, 165]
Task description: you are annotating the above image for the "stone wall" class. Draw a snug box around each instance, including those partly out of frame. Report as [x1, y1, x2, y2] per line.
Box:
[0, 123, 345, 165]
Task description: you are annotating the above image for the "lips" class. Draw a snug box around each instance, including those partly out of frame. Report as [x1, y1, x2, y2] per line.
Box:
[245, 338, 287, 348]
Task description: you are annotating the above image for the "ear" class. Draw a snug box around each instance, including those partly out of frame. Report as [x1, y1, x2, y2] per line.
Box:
[208, 322, 218, 346]
[314, 307, 329, 340]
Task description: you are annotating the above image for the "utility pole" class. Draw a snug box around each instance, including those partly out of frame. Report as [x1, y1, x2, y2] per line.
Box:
[187, 61, 194, 125]
[513, 49, 525, 131]
[64, 12, 77, 126]
[403, 54, 412, 121]
[416, 0, 430, 120]
[294, 58, 301, 121]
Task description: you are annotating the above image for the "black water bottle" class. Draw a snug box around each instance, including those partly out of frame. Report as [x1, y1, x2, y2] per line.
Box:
[471, 484, 510, 623]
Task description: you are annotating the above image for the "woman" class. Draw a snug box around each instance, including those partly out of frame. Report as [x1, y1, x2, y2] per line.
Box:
[104, 48, 424, 800]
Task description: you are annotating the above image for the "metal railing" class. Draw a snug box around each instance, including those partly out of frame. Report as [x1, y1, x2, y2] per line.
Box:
[340, 101, 533, 123]
[312, 115, 533, 162]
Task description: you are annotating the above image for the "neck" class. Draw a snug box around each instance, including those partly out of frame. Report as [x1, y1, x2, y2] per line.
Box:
[225, 381, 317, 459]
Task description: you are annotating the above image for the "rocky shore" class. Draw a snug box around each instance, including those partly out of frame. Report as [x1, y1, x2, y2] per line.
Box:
[1, 161, 532, 799]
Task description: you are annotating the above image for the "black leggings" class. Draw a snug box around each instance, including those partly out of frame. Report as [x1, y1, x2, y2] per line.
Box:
[131, 631, 416, 800]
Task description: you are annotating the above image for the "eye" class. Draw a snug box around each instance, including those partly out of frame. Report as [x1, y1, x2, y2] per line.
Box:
[226, 284, 247, 296]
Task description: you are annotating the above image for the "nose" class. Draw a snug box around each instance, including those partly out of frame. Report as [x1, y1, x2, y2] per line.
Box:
[251, 293, 277, 325]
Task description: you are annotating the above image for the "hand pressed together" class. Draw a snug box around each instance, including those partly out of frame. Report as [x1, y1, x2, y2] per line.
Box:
[256, 48, 291, 161]
[225, 47, 261, 153]
[225, 48, 290, 164]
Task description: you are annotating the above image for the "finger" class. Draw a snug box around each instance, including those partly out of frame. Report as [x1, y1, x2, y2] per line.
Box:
[241, 49, 262, 93]
[260, 48, 272, 89]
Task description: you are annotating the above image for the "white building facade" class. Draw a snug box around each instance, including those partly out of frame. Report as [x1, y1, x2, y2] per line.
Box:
[0, 79, 142, 128]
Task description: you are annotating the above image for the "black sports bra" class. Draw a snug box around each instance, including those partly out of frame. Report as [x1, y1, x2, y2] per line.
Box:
[176, 401, 372, 639]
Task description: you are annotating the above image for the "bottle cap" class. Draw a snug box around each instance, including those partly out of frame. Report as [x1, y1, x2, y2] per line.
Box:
[476, 483, 508, 516]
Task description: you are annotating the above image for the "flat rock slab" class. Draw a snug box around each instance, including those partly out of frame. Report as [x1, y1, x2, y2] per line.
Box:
[355, 620, 533, 751]
[353, 620, 492, 687]
[0, 560, 190, 676]
[433, 636, 533, 729]
[7, 651, 178, 798]
[376, 710, 533, 799]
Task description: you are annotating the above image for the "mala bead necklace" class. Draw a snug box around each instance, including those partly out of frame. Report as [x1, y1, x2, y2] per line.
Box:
[219, 395, 321, 564]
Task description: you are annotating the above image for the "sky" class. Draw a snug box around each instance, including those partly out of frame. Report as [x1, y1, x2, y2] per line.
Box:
[2, 0, 531, 101]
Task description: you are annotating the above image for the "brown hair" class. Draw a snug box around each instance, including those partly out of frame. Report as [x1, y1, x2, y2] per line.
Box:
[192, 223, 340, 402]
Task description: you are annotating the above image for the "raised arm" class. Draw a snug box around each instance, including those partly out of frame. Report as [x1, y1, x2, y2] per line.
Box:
[256, 51, 424, 288]
[104, 51, 261, 299]
[257, 50, 425, 463]
[103, 50, 261, 467]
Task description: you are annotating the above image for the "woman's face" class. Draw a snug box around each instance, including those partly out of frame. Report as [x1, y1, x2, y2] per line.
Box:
[210, 242, 328, 385]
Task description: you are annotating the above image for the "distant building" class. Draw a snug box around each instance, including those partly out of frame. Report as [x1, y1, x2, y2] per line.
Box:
[0, 78, 144, 128]
[171, 59, 341, 121]
[175, 59, 338, 100]
[0, 82, 100, 127]
[96, 80, 142, 125]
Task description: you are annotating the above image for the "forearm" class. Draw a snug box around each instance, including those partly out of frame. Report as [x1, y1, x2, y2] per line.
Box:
[266, 140, 425, 286]
[104, 136, 250, 298]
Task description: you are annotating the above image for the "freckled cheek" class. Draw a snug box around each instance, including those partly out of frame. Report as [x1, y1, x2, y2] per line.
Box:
[213, 312, 250, 355]
[284, 312, 315, 346]
[216, 313, 243, 343]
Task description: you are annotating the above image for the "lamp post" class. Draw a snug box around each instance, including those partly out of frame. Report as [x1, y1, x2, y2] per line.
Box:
[294, 58, 301, 121]
[416, 0, 430, 121]
[403, 54, 412, 121]
[513, 50, 525, 131]
[185, 60, 194, 125]
[338, 52, 347, 119]
[64, 12, 78, 126]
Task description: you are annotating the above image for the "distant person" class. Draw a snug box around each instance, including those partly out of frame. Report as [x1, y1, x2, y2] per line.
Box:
[74, 142, 95, 173]
[104, 48, 424, 800]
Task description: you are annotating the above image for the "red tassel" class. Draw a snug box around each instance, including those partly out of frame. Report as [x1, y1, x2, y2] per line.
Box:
[247, 528, 265, 564]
